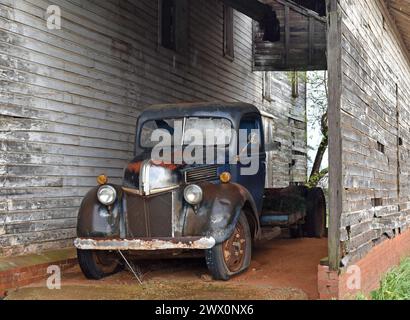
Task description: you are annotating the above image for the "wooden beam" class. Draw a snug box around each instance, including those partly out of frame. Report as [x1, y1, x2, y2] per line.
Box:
[380, 0, 410, 68]
[326, 0, 343, 271]
[221, 0, 270, 22]
[275, 0, 327, 22]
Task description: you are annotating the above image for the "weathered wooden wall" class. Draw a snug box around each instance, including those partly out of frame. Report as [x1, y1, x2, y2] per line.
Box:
[386, 0, 410, 57]
[337, 0, 410, 267]
[0, 0, 307, 256]
[253, 0, 327, 71]
[264, 72, 307, 187]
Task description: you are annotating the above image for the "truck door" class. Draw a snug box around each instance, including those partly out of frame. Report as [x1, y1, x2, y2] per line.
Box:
[236, 113, 266, 213]
[262, 115, 276, 188]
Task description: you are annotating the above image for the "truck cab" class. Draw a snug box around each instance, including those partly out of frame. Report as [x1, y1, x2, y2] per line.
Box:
[75, 102, 326, 280]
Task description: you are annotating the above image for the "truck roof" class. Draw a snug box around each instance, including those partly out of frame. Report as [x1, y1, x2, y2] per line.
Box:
[139, 102, 261, 127]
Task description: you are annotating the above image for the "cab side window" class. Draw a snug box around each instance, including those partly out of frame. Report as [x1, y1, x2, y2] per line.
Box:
[239, 115, 262, 156]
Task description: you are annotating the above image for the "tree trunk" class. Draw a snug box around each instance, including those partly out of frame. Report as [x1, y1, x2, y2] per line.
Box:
[310, 136, 327, 179]
[308, 111, 328, 187]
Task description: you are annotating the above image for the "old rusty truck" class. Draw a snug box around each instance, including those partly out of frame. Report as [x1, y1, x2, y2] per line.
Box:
[74, 102, 326, 280]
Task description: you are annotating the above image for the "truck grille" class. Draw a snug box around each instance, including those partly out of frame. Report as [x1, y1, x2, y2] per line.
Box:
[125, 192, 173, 238]
[185, 165, 219, 183]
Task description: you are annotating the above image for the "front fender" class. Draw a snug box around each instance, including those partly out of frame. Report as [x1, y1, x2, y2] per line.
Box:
[77, 185, 124, 238]
[183, 183, 260, 244]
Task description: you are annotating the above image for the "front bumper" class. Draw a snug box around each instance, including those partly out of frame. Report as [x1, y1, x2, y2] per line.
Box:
[74, 236, 216, 251]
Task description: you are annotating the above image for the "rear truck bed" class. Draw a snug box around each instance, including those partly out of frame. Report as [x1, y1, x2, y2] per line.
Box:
[259, 186, 326, 240]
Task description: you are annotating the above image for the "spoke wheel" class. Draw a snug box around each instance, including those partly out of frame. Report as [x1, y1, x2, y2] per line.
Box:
[205, 211, 252, 280]
[223, 221, 247, 273]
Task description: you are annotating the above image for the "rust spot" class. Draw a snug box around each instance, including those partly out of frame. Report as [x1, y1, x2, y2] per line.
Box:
[74, 237, 216, 251]
[127, 161, 143, 173]
[150, 160, 180, 171]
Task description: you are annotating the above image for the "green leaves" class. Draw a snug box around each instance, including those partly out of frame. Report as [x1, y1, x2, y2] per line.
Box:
[371, 258, 410, 300]
[306, 168, 328, 188]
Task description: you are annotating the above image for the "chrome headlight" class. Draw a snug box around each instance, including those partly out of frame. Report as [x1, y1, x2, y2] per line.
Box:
[184, 184, 203, 205]
[97, 185, 117, 205]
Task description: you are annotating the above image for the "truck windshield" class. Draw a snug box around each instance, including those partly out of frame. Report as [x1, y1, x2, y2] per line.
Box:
[140, 117, 233, 148]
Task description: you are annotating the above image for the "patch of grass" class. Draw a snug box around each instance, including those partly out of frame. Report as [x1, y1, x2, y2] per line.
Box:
[371, 258, 410, 300]
[355, 293, 368, 300]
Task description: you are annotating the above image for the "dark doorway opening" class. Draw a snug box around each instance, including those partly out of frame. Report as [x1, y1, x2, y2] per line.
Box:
[293, 0, 326, 16]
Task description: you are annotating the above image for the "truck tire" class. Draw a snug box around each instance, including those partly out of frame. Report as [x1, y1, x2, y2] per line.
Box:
[303, 188, 326, 238]
[205, 212, 252, 281]
[77, 249, 123, 280]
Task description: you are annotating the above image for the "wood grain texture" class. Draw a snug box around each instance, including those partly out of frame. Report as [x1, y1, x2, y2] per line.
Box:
[327, 0, 343, 271]
[253, 0, 327, 71]
[385, 0, 410, 63]
[338, 0, 410, 267]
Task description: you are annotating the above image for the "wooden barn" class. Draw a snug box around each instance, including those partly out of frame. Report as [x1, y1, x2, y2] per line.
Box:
[0, 0, 410, 299]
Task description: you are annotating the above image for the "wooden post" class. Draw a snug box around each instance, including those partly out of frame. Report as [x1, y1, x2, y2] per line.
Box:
[326, 0, 343, 271]
[221, 0, 269, 22]
[396, 84, 401, 205]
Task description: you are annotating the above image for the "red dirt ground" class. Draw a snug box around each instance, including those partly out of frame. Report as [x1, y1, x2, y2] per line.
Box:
[235, 238, 327, 298]
[5, 237, 327, 300]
